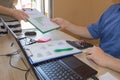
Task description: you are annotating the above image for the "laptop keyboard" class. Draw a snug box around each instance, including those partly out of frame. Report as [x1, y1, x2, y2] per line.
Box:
[35, 60, 82, 80]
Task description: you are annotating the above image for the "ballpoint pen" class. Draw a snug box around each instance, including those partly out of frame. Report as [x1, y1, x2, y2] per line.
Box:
[54, 48, 73, 52]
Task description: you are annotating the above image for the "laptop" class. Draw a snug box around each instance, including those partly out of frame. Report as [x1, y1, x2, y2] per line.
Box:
[0, 18, 98, 80]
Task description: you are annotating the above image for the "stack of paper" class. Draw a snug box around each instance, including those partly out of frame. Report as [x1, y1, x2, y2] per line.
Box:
[99, 72, 118, 80]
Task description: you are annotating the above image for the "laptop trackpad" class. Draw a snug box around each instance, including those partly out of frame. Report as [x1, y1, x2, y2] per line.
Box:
[61, 56, 84, 69]
[61, 56, 98, 79]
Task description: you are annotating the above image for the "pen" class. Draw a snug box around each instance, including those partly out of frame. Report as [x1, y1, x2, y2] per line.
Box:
[54, 48, 73, 52]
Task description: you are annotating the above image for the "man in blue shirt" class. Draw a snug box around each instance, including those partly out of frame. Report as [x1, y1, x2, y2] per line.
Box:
[88, 4, 120, 58]
[52, 3, 120, 72]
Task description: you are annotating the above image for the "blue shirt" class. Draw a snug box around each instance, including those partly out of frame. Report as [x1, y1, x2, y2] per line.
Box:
[88, 4, 120, 58]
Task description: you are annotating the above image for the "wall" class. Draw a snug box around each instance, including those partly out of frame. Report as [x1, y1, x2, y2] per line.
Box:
[53, 0, 112, 26]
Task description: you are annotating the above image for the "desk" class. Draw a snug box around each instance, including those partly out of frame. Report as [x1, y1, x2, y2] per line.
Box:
[0, 30, 120, 80]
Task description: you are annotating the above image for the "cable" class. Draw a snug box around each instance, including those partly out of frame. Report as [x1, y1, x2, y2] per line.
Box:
[10, 55, 30, 80]
[8, 50, 31, 80]
[0, 49, 21, 56]
[8, 49, 27, 71]
[9, 55, 28, 71]
[25, 68, 30, 80]
[0, 49, 30, 80]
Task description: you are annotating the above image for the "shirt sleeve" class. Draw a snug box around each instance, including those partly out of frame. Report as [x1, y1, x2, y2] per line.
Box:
[87, 4, 117, 39]
[87, 23, 100, 39]
[87, 9, 106, 39]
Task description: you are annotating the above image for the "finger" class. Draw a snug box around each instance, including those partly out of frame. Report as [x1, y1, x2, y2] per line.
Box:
[23, 13, 29, 18]
[58, 28, 63, 30]
[85, 52, 92, 55]
[51, 18, 58, 22]
[86, 56, 96, 64]
[52, 18, 62, 24]
[86, 54, 94, 61]
[86, 47, 93, 50]
[20, 14, 29, 22]
[19, 17, 25, 22]
[23, 17, 28, 22]
[86, 55, 91, 60]
[84, 48, 92, 54]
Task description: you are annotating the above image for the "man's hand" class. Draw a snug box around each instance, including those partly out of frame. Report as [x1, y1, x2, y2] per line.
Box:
[85, 47, 112, 67]
[51, 18, 71, 29]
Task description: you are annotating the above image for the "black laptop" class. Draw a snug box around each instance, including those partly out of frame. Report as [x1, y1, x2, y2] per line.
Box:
[0, 18, 98, 80]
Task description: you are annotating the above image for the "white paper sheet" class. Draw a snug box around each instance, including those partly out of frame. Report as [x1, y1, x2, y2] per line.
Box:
[99, 72, 118, 80]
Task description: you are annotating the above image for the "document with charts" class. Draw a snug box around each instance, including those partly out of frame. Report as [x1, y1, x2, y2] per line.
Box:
[24, 9, 60, 33]
[24, 40, 82, 64]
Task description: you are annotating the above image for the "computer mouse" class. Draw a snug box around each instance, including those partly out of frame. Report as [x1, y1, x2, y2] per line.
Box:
[24, 30, 37, 36]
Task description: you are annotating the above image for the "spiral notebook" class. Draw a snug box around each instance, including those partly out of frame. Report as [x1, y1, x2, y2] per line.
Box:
[24, 9, 60, 33]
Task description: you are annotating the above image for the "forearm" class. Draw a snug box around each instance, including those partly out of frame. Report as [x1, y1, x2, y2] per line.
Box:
[65, 23, 93, 39]
[52, 18, 93, 39]
[105, 56, 120, 72]
[0, 6, 13, 17]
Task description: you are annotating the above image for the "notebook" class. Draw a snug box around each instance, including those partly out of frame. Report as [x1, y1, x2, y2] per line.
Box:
[24, 40, 82, 64]
[23, 9, 60, 33]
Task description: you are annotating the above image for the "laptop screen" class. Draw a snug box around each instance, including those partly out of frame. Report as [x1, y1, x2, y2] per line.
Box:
[0, 18, 26, 52]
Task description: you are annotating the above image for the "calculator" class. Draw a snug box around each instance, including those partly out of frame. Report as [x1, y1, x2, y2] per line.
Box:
[66, 40, 93, 49]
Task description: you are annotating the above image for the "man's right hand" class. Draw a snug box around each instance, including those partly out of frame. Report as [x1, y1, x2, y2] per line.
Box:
[51, 18, 71, 29]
